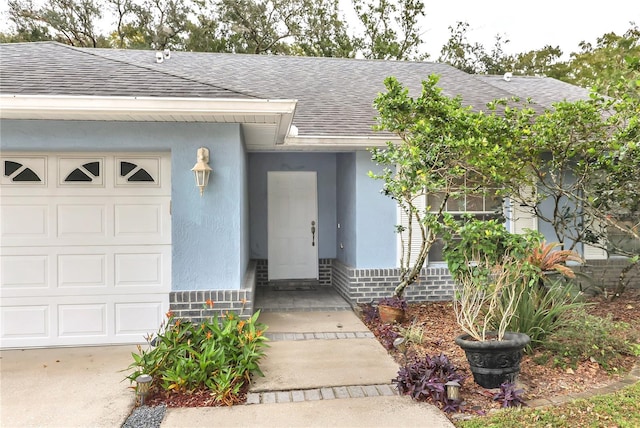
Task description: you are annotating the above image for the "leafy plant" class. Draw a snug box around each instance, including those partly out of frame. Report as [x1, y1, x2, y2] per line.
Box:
[393, 353, 466, 413]
[526, 241, 583, 280]
[541, 309, 640, 372]
[493, 382, 526, 408]
[373, 323, 400, 350]
[361, 303, 379, 324]
[497, 279, 587, 350]
[444, 219, 547, 341]
[397, 320, 425, 345]
[125, 304, 269, 405]
[450, 251, 534, 342]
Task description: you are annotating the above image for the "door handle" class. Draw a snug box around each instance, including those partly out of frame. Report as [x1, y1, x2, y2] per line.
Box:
[311, 221, 316, 247]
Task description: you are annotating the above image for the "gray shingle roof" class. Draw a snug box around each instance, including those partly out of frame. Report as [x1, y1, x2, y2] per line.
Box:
[1, 42, 592, 137]
[0, 42, 255, 99]
[475, 75, 592, 106]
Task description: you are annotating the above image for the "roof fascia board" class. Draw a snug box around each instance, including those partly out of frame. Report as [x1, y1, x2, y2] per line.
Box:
[0, 95, 297, 119]
[282, 135, 401, 150]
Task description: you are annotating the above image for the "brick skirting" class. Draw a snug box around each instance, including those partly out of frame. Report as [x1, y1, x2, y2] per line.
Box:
[332, 259, 455, 304]
[576, 259, 640, 292]
[256, 259, 333, 288]
[169, 260, 257, 321]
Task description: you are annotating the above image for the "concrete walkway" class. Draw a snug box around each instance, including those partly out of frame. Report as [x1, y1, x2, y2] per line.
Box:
[162, 311, 454, 427]
[0, 345, 137, 427]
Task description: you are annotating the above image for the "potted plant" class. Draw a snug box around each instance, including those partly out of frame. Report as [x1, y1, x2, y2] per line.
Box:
[377, 296, 408, 323]
[444, 219, 536, 388]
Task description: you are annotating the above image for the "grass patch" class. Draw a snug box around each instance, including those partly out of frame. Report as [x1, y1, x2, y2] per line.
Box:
[456, 381, 640, 428]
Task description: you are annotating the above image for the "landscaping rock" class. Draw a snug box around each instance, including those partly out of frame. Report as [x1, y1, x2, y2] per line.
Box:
[122, 405, 166, 428]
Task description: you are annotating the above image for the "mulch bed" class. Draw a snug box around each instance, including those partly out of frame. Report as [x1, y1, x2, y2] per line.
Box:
[360, 289, 640, 417]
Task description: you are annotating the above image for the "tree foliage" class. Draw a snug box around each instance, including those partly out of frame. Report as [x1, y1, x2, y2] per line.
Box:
[369, 75, 520, 297]
[371, 73, 639, 298]
[438, 20, 639, 101]
[563, 24, 640, 100]
[1, 0, 419, 57]
[353, 0, 427, 60]
[438, 21, 510, 74]
[6, 0, 108, 46]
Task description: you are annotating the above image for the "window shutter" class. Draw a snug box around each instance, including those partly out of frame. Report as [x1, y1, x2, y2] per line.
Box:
[510, 186, 538, 234]
[398, 194, 427, 267]
[583, 217, 608, 260]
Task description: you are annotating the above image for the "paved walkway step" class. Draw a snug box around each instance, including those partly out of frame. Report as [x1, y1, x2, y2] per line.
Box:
[246, 384, 398, 405]
[265, 331, 374, 341]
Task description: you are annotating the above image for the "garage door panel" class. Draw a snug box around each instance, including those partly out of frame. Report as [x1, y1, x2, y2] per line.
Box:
[58, 304, 107, 337]
[115, 253, 163, 287]
[115, 204, 163, 236]
[1, 204, 49, 238]
[1, 255, 49, 289]
[1, 305, 49, 338]
[58, 254, 106, 288]
[57, 204, 106, 237]
[115, 302, 165, 337]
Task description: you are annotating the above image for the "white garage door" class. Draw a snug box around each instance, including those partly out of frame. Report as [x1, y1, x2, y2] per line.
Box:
[0, 153, 171, 348]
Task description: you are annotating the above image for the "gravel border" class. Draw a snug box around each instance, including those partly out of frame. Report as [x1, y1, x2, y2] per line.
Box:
[122, 405, 166, 428]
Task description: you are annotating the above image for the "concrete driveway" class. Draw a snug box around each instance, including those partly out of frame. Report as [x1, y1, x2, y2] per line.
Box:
[0, 345, 138, 427]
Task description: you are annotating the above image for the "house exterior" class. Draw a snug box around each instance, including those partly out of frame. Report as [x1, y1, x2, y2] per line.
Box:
[0, 41, 608, 349]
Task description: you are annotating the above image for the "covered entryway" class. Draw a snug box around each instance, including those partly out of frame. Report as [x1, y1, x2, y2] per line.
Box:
[0, 152, 171, 348]
[267, 171, 319, 280]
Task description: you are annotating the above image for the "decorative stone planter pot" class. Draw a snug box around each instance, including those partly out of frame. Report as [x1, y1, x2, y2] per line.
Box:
[455, 332, 530, 389]
[378, 304, 405, 323]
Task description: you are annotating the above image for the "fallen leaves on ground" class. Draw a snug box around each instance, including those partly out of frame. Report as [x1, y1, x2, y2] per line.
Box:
[360, 289, 640, 418]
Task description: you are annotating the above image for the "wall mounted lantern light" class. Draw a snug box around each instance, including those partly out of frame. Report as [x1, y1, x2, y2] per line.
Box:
[191, 147, 212, 197]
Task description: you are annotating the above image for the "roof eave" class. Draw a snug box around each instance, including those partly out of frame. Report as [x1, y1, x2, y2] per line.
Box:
[277, 135, 400, 151]
[0, 94, 297, 119]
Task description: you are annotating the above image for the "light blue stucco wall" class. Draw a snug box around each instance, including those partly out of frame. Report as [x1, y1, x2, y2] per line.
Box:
[1, 119, 248, 291]
[336, 153, 357, 266]
[353, 151, 397, 268]
[248, 152, 338, 259]
[335, 151, 397, 268]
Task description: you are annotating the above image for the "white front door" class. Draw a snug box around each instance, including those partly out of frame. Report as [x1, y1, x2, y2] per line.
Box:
[267, 172, 318, 280]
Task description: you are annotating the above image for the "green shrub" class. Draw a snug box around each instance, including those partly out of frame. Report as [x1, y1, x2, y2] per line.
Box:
[541, 309, 640, 372]
[125, 307, 268, 405]
[496, 280, 587, 351]
[397, 320, 425, 345]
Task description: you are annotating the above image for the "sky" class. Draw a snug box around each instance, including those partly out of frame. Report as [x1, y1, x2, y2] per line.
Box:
[342, 0, 639, 59]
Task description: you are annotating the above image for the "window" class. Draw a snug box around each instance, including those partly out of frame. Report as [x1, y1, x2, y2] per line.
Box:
[58, 158, 103, 186]
[1, 157, 46, 185]
[607, 216, 640, 255]
[115, 157, 159, 186]
[426, 181, 503, 263]
[65, 162, 100, 182]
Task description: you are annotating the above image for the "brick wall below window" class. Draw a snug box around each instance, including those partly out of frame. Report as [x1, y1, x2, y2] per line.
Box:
[332, 259, 455, 304]
[576, 259, 640, 293]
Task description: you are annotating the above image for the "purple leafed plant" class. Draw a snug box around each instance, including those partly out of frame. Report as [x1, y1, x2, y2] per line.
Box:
[392, 353, 466, 413]
[378, 296, 408, 310]
[362, 303, 379, 324]
[493, 382, 526, 408]
[375, 323, 400, 350]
